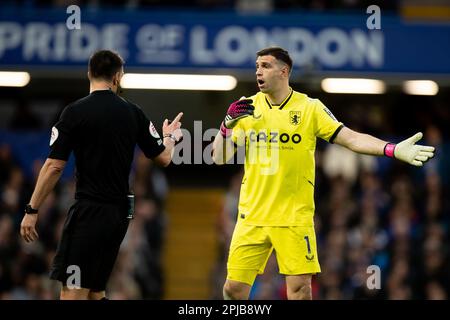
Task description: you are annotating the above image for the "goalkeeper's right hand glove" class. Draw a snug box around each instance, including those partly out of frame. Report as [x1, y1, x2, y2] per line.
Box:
[223, 99, 255, 128]
[220, 98, 255, 138]
[384, 132, 435, 167]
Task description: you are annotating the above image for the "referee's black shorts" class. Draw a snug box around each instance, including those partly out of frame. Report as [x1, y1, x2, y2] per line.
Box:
[49, 199, 129, 291]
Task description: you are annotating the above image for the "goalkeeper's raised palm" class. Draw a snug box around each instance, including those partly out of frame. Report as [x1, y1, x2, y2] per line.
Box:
[394, 132, 435, 167]
[223, 99, 255, 129]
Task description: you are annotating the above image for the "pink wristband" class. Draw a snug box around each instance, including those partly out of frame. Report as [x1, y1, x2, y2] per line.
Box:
[220, 121, 232, 138]
[384, 143, 396, 158]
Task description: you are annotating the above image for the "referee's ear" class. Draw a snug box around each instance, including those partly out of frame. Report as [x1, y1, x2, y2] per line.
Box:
[113, 71, 123, 86]
[87, 72, 91, 81]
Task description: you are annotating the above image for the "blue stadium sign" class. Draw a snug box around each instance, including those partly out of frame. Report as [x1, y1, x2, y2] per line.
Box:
[0, 9, 449, 74]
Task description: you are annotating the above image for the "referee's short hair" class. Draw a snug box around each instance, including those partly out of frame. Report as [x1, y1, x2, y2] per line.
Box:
[88, 50, 124, 81]
[257, 47, 293, 72]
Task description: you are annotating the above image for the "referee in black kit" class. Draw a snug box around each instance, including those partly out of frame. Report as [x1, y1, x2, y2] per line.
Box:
[19, 50, 183, 300]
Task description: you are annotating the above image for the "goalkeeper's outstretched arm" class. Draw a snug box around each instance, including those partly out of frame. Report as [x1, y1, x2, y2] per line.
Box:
[334, 127, 435, 167]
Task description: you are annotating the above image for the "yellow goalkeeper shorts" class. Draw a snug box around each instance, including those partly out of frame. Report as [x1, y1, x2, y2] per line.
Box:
[226, 221, 321, 286]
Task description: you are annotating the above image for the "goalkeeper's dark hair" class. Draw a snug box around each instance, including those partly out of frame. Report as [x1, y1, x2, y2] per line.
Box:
[88, 50, 124, 81]
[257, 47, 293, 72]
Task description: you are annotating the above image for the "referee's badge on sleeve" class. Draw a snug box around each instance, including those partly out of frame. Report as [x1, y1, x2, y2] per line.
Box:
[50, 127, 59, 146]
[149, 122, 160, 139]
[323, 106, 337, 121]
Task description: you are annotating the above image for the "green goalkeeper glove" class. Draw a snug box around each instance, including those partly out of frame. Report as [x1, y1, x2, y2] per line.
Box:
[384, 132, 435, 167]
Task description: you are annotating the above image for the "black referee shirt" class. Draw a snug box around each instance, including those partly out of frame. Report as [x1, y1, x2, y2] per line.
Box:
[49, 89, 165, 203]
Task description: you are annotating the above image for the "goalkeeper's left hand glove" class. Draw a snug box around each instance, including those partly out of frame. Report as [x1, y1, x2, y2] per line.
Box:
[384, 132, 435, 167]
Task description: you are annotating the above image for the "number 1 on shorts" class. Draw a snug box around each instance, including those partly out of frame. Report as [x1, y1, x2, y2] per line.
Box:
[304, 235, 311, 254]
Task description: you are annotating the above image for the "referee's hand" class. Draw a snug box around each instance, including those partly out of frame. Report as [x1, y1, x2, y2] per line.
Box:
[20, 214, 39, 243]
[163, 112, 183, 142]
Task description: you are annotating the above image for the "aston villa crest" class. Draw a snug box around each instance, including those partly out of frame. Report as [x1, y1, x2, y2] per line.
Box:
[290, 111, 301, 125]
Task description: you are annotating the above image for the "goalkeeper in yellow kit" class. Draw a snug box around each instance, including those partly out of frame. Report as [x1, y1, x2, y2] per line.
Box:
[212, 47, 435, 300]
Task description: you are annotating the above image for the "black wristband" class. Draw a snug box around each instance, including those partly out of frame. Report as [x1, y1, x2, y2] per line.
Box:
[25, 204, 38, 214]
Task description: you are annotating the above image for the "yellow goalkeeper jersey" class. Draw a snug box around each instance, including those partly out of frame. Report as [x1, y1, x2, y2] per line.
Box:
[231, 89, 343, 226]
